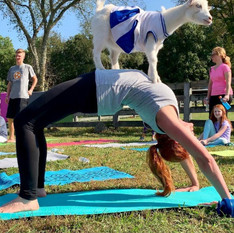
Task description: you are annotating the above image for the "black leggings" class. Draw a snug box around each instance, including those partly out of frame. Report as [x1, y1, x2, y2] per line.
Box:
[14, 72, 97, 200]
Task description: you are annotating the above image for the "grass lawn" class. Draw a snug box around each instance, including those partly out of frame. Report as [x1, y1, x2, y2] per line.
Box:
[0, 124, 234, 232]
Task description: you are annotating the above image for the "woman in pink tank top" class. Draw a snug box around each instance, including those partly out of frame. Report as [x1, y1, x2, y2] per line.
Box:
[205, 47, 233, 115]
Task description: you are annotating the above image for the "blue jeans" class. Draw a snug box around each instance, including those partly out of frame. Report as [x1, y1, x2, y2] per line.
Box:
[203, 120, 227, 146]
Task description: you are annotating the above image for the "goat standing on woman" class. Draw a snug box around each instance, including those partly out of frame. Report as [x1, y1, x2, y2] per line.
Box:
[91, 0, 212, 83]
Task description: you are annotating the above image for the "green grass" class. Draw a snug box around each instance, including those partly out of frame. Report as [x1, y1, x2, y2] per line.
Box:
[189, 112, 234, 121]
[0, 125, 234, 232]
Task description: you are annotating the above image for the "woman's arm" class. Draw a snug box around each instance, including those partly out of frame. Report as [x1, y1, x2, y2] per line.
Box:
[224, 70, 232, 102]
[176, 156, 200, 192]
[5, 82, 12, 104]
[28, 75, 38, 96]
[156, 105, 231, 199]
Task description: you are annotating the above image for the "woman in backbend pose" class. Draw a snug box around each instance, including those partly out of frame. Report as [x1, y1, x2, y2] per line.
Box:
[0, 69, 231, 213]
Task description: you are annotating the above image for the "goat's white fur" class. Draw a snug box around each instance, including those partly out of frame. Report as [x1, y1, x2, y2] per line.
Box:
[91, 0, 212, 83]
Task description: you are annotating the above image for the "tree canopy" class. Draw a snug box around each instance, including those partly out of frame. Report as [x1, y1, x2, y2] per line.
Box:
[0, 36, 15, 92]
[0, 0, 233, 88]
[0, 0, 89, 90]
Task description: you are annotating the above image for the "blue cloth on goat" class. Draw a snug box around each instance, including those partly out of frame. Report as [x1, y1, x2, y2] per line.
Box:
[110, 6, 169, 53]
[0, 167, 134, 191]
[0, 186, 232, 220]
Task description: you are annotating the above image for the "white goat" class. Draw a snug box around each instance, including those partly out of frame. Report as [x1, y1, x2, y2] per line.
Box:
[91, 0, 212, 83]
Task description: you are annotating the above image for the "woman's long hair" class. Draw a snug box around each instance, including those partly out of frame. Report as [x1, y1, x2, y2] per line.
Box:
[210, 104, 233, 131]
[146, 134, 189, 196]
[212, 47, 231, 68]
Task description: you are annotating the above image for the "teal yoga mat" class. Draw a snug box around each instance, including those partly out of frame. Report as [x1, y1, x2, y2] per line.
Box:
[0, 167, 134, 191]
[127, 145, 223, 152]
[0, 186, 229, 220]
[0, 152, 16, 156]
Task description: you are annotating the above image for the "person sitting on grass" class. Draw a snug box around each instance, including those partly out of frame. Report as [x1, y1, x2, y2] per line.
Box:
[139, 122, 156, 141]
[0, 69, 232, 213]
[199, 104, 233, 146]
[0, 116, 8, 143]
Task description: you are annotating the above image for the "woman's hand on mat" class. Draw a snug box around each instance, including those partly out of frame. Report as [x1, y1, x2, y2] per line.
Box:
[198, 201, 218, 206]
[175, 185, 200, 193]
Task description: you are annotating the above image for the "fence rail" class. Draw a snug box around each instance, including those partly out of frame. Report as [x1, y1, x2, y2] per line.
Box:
[47, 78, 234, 128]
[2, 79, 233, 128]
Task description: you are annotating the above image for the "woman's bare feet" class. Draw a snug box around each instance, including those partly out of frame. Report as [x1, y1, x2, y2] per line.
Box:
[0, 196, 39, 213]
[7, 139, 16, 143]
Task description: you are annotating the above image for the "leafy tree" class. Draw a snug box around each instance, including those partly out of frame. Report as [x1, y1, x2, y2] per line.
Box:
[26, 32, 65, 90]
[176, 0, 233, 67]
[0, 36, 15, 92]
[157, 24, 212, 83]
[208, 0, 234, 62]
[0, 0, 88, 90]
[49, 34, 95, 86]
[119, 53, 145, 70]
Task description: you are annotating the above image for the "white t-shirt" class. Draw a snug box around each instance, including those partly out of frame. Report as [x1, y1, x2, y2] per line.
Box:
[95, 69, 179, 134]
[7, 63, 36, 99]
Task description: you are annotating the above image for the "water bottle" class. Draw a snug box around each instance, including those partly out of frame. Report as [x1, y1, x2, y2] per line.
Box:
[79, 157, 90, 163]
[217, 198, 234, 217]
[219, 96, 231, 110]
[204, 98, 209, 112]
[51, 148, 64, 153]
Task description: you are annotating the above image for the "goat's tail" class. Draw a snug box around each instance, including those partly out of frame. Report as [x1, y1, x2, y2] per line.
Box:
[96, 0, 105, 12]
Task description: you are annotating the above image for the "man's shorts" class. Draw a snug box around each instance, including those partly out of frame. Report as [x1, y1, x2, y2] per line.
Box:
[6, 98, 28, 119]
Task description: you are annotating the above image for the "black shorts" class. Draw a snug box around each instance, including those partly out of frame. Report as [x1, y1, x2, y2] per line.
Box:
[6, 98, 29, 119]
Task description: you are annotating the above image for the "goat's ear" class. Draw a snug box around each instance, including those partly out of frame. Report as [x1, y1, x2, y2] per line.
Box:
[186, 0, 194, 6]
[161, 6, 166, 12]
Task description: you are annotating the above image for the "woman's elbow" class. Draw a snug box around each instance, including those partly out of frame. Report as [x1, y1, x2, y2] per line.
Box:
[196, 154, 215, 171]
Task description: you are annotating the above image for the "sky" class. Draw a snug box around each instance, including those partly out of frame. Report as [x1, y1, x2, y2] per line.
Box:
[0, 0, 175, 50]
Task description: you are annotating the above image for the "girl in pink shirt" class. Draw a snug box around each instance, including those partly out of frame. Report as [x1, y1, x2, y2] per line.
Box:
[205, 47, 233, 115]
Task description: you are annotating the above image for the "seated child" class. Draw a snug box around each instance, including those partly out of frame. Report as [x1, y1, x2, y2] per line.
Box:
[199, 104, 233, 146]
[140, 122, 156, 141]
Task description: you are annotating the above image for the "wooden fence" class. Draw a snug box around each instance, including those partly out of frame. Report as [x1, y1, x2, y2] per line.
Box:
[28, 79, 233, 128]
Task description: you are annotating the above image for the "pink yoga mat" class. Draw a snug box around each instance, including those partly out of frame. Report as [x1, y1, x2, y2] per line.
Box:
[47, 139, 118, 148]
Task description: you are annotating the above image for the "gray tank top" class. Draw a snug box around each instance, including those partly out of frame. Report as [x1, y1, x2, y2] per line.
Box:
[95, 69, 179, 134]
